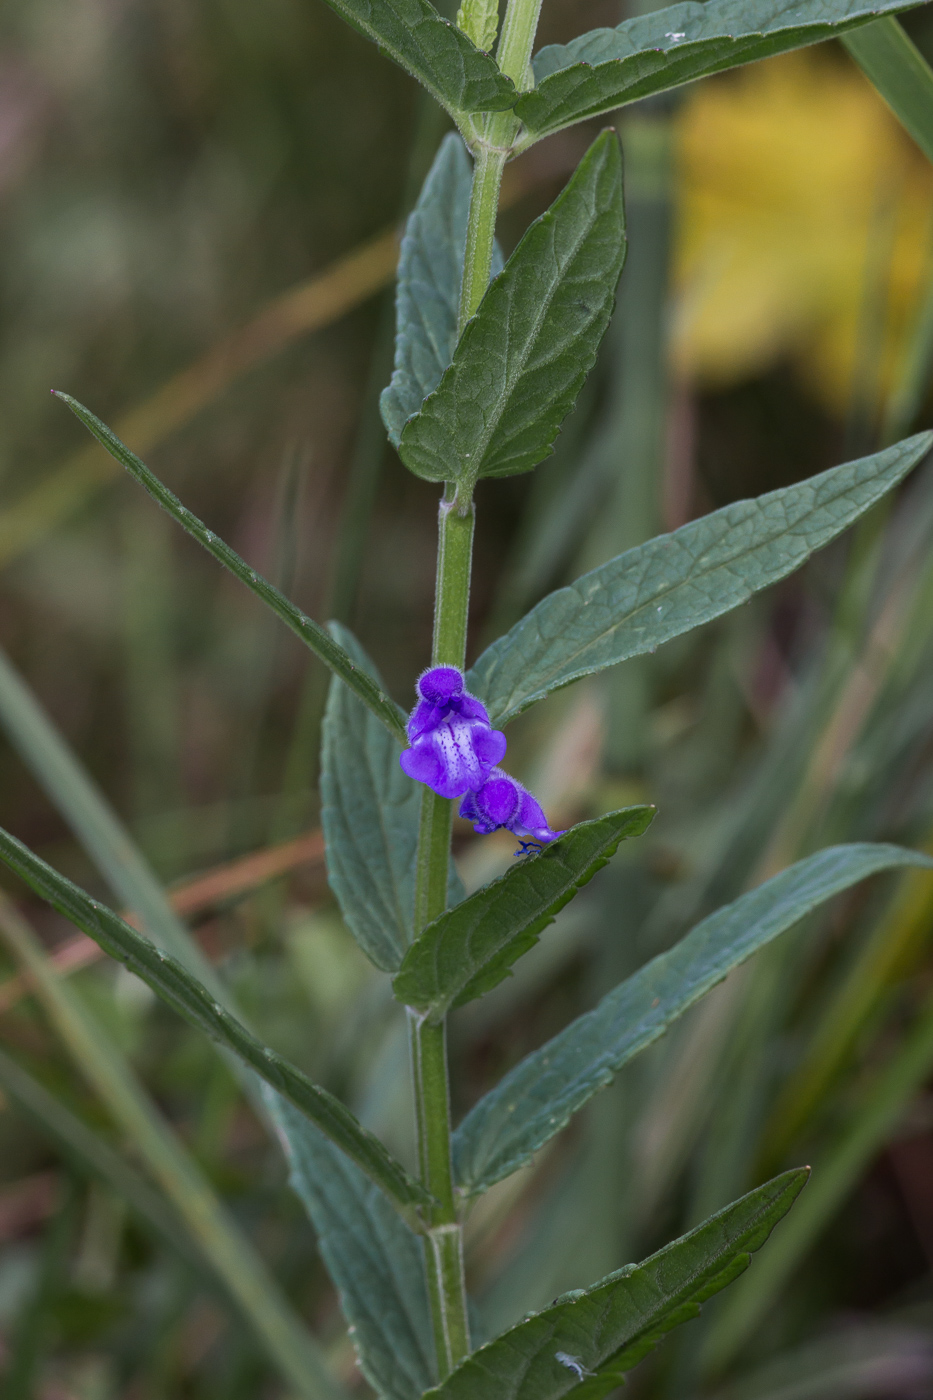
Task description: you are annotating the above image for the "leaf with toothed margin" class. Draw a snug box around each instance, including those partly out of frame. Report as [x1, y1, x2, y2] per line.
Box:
[515, 0, 924, 143]
[320, 0, 517, 119]
[381, 133, 505, 447]
[397, 130, 626, 489]
[420, 1171, 808, 1400]
[55, 393, 408, 744]
[272, 1096, 437, 1400]
[393, 807, 654, 1019]
[452, 843, 933, 1197]
[466, 433, 933, 730]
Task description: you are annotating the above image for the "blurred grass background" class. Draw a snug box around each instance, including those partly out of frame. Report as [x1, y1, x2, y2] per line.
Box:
[3, 0, 933, 1395]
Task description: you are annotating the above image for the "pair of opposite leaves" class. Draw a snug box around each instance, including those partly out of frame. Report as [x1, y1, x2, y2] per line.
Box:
[329, 0, 924, 143]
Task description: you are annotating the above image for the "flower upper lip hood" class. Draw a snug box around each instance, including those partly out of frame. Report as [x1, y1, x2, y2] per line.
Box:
[399, 665, 506, 800]
[459, 768, 564, 845]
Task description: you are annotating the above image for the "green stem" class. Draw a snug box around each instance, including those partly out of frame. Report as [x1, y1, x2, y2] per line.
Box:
[432, 495, 475, 664]
[458, 145, 507, 332]
[411, 0, 544, 1368]
[409, 1013, 470, 1373]
[412, 497, 475, 1375]
[414, 788, 456, 933]
[458, 0, 543, 331]
[495, 0, 544, 88]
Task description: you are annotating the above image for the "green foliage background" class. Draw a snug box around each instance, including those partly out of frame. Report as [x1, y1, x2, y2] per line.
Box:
[2, 0, 933, 1396]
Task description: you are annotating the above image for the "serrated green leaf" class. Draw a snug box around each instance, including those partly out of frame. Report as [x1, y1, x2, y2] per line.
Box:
[320, 0, 516, 119]
[398, 130, 626, 489]
[516, 0, 923, 143]
[0, 823, 434, 1220]
[321, 624, 464, 971]
[842, 17, 933, 164]
[272, 1096, 436, 1400]
[381, 134, 504, 448]
[453, 844, 933, 1194]
[55, 394, 408, 744]
[456, 0, 498, 54]
[393, 806, 654, 1019]
[422, 1170, 808, 1400]
[467, 434, 932, 729]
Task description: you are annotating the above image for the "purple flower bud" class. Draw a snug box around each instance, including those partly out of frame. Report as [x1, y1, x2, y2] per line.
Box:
[399, 666, 506, 800]
[459, 768, 564, 845]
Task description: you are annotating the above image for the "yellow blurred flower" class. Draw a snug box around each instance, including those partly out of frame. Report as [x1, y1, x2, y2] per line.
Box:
[671, 48, 933, 415]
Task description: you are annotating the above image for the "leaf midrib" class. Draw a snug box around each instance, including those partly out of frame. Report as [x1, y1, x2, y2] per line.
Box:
[474, 202, 598, 475]
[485, 457, 911, 717]
[420, 178, 601, 484]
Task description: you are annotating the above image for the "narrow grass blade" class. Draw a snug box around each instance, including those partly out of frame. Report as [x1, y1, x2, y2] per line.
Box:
[842, 17, 933, 164]
[453, 844, 933, 1194]
[761, 852, 933, 1164]
[703, 986, 933, 1373]
[398, 131, 626, 489]
[516, 0, 923, 144]
[0, 895, 344, 1400]
[423, 1171, 807, 1400]
[468, 434, 932, 728]
[0, 646, 197, 965]
[54, 393, 407, 743]
[0, 1045, 204, 1271]
[0, 827, 433, 1219]
[273, 1095, 437, 1400]
[704, 1323, 933, 1399]
[3, 1175, 76, 1400]
[393, 806, 654, 1019]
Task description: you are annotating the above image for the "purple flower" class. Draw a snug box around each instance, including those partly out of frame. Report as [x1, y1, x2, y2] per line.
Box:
[459, 768, 564, 846]
[399, 666, 506, 800]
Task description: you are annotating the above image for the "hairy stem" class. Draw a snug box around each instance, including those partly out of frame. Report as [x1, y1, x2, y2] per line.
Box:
[409, 1014, 470, 1372]
[495, 0, 544, 89]
[459, 0, 543, 329]
[459, 144, 507, 331]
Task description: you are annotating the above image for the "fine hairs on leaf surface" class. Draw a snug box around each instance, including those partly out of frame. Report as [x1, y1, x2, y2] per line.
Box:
[381, 133, 504, 448]
[516, 0, 924, 143]
[0, 823, 433, 1219]
[398, 130, 627, 490]
[321, 623, 464, 972]
[453, 845, 933, 1194]
[54, 393, 408, 744]
[467, 433, 933, 728]
[394, 806, 655, 1019]
[422, 1171, 808, 1400]
[317, 0, 517, 120]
